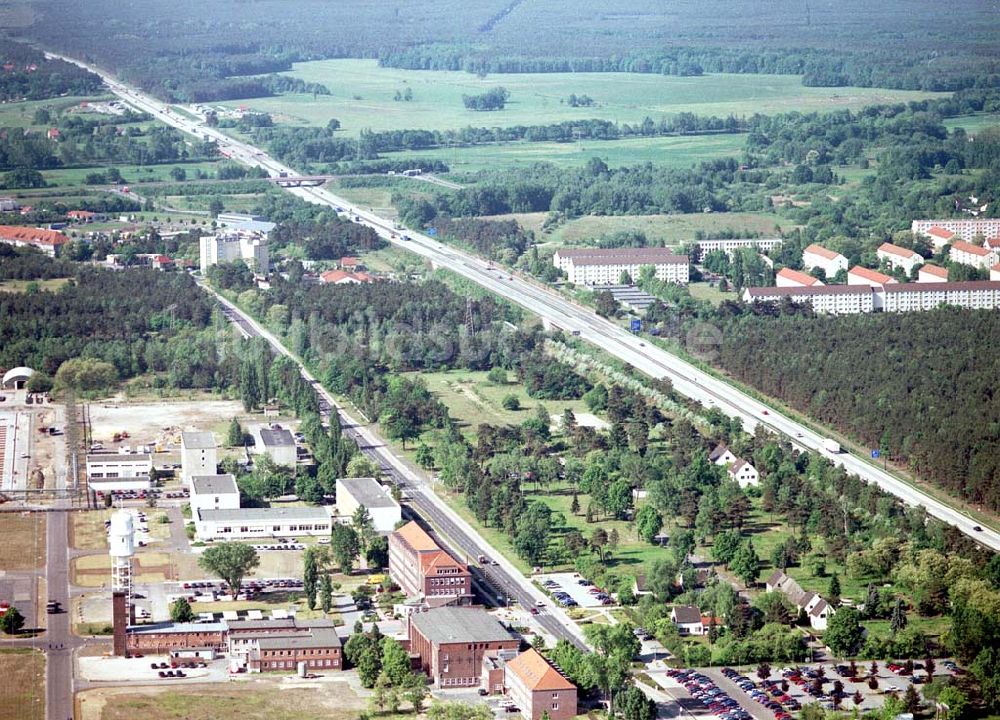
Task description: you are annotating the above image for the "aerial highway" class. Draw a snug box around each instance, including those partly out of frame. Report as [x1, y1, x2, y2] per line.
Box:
[50, 52, 1000, 553]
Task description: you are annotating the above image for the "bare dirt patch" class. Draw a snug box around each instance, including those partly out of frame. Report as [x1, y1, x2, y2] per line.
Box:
[88, 399, 244, 446]
[78, 678, 369, 720]
[0, 513, 46, 570]
[0, 648, 45, 720]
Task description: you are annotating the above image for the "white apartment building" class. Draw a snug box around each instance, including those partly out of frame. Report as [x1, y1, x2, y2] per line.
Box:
[992, 264, 1000, 281]
[335, 477, 401, 533]
[743, 285, 877, 315]
[950, 240, 996, 270]
[877, 243, 924, 274]
[881, 281, 1000, 312]
[920, 226, 956, 250]
[195, 506, 333, 540]
[776, 267, 823, 288]
[551, 248, 689, 286]
[86, 453, 153, 492]
[917, 264, 949, 283]
[746, 281, 1000, 314]
[199, 230, 269, 274]
[912, 219, 1000, 242]
[180, 431, 218, 486]
[692, 237, 783, 259]
[801, 244, 847, 279]
[189, 474, 241, 514]
[848, 266, 897, 287]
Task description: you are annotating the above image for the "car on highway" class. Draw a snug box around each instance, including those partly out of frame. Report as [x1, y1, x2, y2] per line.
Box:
[973, 525, 983, 531]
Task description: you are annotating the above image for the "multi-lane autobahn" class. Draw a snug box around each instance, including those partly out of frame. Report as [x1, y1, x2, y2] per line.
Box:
[49, 51, 1000, 553]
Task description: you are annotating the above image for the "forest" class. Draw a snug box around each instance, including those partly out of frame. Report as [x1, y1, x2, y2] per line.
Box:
[10, 0, 999, 102]
[0, 40, 102, 101]
[0, 249, 228, 390]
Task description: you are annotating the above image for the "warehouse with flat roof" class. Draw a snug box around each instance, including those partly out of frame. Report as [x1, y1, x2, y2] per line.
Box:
[194, 506, 333, 540]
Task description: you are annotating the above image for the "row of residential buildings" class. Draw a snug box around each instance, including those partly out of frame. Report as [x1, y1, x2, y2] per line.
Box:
[744, 280, 1000, 314]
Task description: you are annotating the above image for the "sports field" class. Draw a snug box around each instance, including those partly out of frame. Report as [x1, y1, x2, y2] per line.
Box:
[222, 59, 943, 135]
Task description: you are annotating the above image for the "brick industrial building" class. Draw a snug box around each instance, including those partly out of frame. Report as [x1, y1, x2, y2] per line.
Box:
[408, 607, 519, 687]
[504, 648, 578, 720]
[389, 521, 472, 601]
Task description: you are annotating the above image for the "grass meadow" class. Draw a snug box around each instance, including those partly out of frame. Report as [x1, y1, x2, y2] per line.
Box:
[221, 60, 944, 135]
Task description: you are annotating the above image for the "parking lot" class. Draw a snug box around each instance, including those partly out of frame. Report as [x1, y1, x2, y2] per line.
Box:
[709, 660, 960, 717]
[534, 572, 612, 608]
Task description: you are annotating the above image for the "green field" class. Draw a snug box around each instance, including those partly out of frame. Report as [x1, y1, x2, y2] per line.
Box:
[943, 112, 1000, 134]
[530, 211, 793, 248]
[223, 60, 944, 135]
[390, 133, 747, 173]
[0, 95, 112, 127]
[35, 161, 223, 189]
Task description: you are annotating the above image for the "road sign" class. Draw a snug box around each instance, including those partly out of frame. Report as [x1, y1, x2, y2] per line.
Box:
[871, 449, 880, 459]
[630, 319, 642, 333]
[426, 227, 438, 236]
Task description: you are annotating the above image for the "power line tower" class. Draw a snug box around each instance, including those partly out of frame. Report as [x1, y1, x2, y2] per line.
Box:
[465, 297, 476, 336]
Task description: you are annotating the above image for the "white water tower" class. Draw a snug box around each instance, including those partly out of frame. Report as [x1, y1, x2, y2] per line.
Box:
[109, 510, 135, 603]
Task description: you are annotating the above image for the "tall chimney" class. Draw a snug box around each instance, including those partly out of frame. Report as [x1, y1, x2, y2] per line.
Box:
[112, 590, 128, 656]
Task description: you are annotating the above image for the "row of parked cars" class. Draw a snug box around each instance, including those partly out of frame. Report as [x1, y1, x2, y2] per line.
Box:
[667, 668, 752, 720]
[723, 667, 797, 719]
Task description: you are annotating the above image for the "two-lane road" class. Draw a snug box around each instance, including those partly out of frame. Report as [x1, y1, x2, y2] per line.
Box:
[50, 51, 1000, 553]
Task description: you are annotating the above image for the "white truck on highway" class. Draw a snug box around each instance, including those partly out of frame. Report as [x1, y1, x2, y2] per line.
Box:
[823, 438, 842, 453]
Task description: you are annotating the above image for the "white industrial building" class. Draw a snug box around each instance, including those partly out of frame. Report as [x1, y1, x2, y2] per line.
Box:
[693, 237, 783, 259]
[195, 506, 333, 540]
[801, 244, 847, 279]
[877, 243, 923, 274]
[86, 453, 153, 492]
[180, 432, 218, 486]
[189, 474, 241, 514]
[199, 230, 269, 275]
[251, 425, 297, 466]
[551, 248, 689, 286]
[912, 218, 1000, 243]
[335, 477, 401, 533]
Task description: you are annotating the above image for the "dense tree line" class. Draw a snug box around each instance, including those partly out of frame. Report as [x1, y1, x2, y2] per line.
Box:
[0, 41, 102, 101]
[256, 114, 745, 168]
[702, 308, 1000, 510]
[0, 245, 76, 279]
[461, 87, 509, 112]
[0, 254, 227, 388]
[269, 216, 385, 261]
[416, 216, 530, 264]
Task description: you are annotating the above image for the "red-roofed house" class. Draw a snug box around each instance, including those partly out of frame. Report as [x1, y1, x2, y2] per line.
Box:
[776, 267, 824, 288]
[67, 210, 99, 223]
[917, 264, 949, 283]
[877, 243, 924, 274]
[46, 128, 60, 140]
[339, 256, 361, 271]
[802, 244, 847, 279]
[504, 649, 577, 720]
[923, 226, 956, 250]
[319, 269, 374, 285]
[0, 225, 68, 257]
[848, 265, 897, 287]
[950, 240, 995, 270]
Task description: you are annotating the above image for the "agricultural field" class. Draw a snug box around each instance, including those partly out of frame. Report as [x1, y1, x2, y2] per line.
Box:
[223, 60, 944, 135]
[0, 648, 44, 720]
[390, 133, 748, 173]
